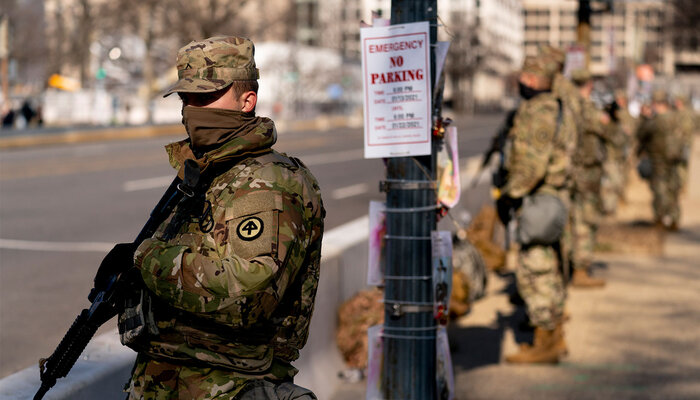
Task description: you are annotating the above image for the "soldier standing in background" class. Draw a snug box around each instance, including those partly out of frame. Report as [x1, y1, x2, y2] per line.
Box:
[599, 97, 629, 216]
[101, 36, 325, 399]
[498, 56, 574, 364]
[614, 90, 639, 198]
[568, 69, 609, 288]
[637, 90, 683, 230]
[673, 94, 696, 194]
[539, 45, 580, 288]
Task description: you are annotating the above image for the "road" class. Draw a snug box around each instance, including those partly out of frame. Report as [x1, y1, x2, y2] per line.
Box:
[0, 113, 502, 377]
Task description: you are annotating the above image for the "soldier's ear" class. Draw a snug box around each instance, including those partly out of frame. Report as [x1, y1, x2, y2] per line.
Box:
[240, 91, 257, 113]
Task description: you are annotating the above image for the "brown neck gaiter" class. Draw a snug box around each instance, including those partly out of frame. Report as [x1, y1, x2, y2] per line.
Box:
[182, 106, 258, 156]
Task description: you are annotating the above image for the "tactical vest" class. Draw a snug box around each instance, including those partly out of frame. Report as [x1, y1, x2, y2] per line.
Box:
[118, 150, 323, 376]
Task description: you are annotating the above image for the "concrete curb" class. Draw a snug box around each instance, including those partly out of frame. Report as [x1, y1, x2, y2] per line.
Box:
[0, 124, 185, 149]
[0, 154, 485, 399]
[0, 115, 364, 150]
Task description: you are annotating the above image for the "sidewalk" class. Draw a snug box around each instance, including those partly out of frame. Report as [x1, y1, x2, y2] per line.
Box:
[335, 136, 700, 399]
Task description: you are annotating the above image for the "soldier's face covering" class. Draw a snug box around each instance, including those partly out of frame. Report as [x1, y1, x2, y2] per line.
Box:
[518, 82, 549, 100]
[182, 105, 257, 156]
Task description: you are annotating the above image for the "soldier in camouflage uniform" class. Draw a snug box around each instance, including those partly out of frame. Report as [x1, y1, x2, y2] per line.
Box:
[568, 69, 611, 288]
[672, 94, 696, 194]
[498, 56, 575, 364]
[119, 36, 325, 399]
[600, 97, 630, 216]
[613, 90, 639, 198]
[637, 90, 684, 230]
[539, 45, 579, 282]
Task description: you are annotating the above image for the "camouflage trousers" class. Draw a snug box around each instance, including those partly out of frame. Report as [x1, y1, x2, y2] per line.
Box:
[650, 160, 682, 226]
[125, 354, 316, 400]
[600, 159, 625, 215]
[516, 243, 566, 330]
[569, 191, 600, 271]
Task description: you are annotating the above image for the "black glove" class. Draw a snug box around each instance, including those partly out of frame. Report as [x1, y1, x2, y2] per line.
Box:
[89, 242, 138, 302]
[496, 195, 522, 226]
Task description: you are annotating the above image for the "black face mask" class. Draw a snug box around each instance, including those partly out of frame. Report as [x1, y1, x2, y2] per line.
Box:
[519, 82, 549, 100]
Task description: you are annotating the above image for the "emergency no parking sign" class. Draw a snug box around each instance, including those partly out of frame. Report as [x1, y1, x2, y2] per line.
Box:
[361, 21, 432, 159]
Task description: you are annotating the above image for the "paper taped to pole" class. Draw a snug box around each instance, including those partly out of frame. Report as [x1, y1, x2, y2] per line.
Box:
[361, 21, 432, 158]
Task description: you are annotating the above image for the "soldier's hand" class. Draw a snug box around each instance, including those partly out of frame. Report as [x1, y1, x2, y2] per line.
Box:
[91, 243, 138, 300]
[496, 195, 522, 225]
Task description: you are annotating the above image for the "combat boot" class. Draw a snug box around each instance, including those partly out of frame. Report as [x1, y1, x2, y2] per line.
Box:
[505, 327, 559, 364]
[553, 322, 568, 357]
[570, 268, 605, 288]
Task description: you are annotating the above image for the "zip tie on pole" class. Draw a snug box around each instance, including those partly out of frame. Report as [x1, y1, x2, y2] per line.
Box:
[381, 333, 436, 340]
[384, 326, 437, 332]
[380, 179, 436, 192]
[383, 275, 432, 280]
[384, 204, 439, 213]
[383, 300, 433, 316]
[384, 235, 431, 241]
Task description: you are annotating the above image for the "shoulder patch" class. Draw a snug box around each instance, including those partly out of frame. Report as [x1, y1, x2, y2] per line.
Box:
[236, 217, 264, 241]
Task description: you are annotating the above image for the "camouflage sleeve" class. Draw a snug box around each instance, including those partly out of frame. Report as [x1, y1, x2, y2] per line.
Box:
[134, 178, 310, 327]
[502, 97, 558, 198]
[581, 100, 609, 141]
[635, 118, 653, 154]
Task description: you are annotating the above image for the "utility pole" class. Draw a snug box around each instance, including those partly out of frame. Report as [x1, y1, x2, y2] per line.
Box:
[577, 0, 592, 69]
[578, 0, 614, 70]
[382, 1, 439, 399]
[0, 15, 9, 105]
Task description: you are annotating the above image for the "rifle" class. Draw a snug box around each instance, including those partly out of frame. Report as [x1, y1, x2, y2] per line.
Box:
[33, 162, 200, 400]
[470, 109, 517, 188]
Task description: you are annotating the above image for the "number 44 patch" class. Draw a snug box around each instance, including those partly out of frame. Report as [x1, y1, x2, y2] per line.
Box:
[237, 217, 264, 241]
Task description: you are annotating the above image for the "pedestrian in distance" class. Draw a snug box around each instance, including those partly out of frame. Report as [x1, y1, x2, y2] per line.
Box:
[100, 36, 325, 399]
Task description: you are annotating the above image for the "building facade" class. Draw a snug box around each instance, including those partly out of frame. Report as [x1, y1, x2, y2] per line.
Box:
[523, 0, 673, 77]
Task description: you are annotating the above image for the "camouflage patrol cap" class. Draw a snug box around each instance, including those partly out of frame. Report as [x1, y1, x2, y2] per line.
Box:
[538, 45, 565, 71]
[521, 55, 557, 86]
[614, 88, 627, 100]
[163, 36, 260, 97]
[651, 89, 668, 104]
[672, 92, 689, 104]
[571, 69, 591, 86]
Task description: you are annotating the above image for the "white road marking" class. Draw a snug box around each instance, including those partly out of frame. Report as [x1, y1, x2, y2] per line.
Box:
[301, 149, 365, 166]
[0, 239, 113, 252]
[331, 183, 370, 200]
[123, 176, 173, 192]
[120, 149, 366, 192]
[2, 156, 484, 254]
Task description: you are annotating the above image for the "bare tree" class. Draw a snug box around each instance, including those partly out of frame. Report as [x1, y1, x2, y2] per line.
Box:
[443, 12, 480, 113]
[1, 0, 47, 91]
[668, 0, 700, 36]
[164, 0, 252, 44]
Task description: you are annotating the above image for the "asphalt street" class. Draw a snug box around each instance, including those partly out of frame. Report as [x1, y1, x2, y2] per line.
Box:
[0, 113, 502, 378]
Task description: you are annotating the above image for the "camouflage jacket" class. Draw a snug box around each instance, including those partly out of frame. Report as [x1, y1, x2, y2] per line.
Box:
[553, 73, 583, 132]
[637, 111, 682, 163]
[502, 91, 575, 199]
[131, 117, 325, 381]
[675, 108, 696, 161]
[571, 98, 616, 193]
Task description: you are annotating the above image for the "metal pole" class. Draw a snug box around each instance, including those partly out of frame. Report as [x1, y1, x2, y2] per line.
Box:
[0, 16, 9, 104]
[382, 1, 438, 399]
[577, 0, 592, 69]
